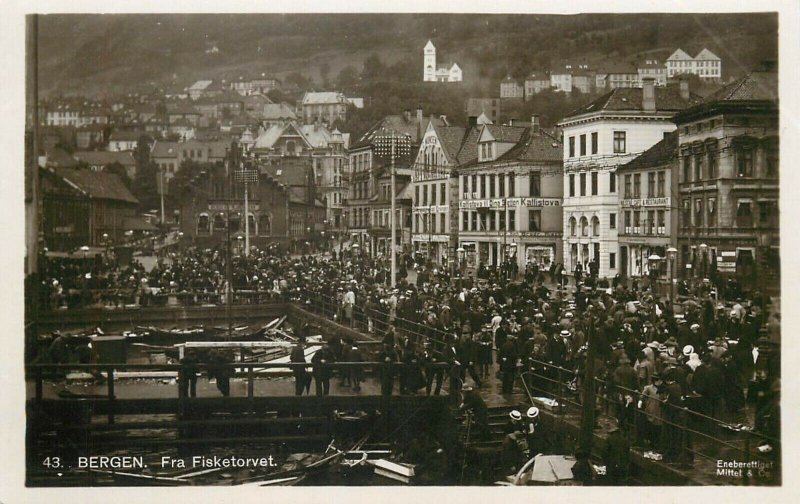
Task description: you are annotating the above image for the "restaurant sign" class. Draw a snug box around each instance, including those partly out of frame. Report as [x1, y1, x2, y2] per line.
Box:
[459, 197, 561, 209]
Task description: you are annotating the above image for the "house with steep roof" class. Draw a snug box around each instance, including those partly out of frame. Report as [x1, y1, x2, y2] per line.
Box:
[672, 64, 778, 290]
[500, 76, 524, 99]
[423, 40, 463, 83]
[300, 91, 349, 125]
[558, 79, 702, 278]
[73, 150, 137, 179]
[40, 166, 140, 250]
[666, 48, 722, 80]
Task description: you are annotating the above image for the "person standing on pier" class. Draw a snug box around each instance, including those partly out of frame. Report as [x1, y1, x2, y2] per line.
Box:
[290, 336, 311, 396]
[377, 340, 399, 396]
[312, 341, 336, 396]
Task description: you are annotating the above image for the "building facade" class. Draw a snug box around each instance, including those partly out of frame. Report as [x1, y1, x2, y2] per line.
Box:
[300, 92, 348, 125]
[672, 67, 778, 292]
[456, 122, 563, 274]
[666, 48, 722, 80]
[615, 132, 678, 279]
[423, 40, 463, 83]
[500, 77, 524, 99]
[559, 79, 699, 279]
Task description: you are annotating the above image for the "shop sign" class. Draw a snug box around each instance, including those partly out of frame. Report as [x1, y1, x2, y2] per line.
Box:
[459, 197, 560, 209]
[621, 197, 670, 208]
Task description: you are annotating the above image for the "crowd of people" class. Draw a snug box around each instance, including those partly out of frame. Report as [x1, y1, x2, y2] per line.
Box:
[36, 244, 780, 461]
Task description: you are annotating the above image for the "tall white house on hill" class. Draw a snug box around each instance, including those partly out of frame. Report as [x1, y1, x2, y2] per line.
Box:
[423, 40, 463, 83]
[666, 48, 722, 80]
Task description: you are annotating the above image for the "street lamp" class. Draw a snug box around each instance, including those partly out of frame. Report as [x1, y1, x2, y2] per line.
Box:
[667, 247, 677, 305]
[647, 253, 662, 296]
[699, 243, 708, 280]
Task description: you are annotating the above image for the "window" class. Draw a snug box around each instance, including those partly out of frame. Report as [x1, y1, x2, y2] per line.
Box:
[591, 132, 598, 154]
[569, 217, 576, 236]
[694, 151, 704, 181]
[461, 175, 467, 196]
[592, 216, 600, 236]
[415, 185, 420, 205]
[529, 210, 542, 231]
[499, 175, 505, 197]
[490, 175, 496, 197]
[462, 211, 468, 231]
[609, 172, 616, 193]
[609, 252, 616, 269]
[508, 174, 515, 196]
[569, 136, 575, 157]
[647, 210, 655, 235]
[580, 217, 589, 236]
[623, 175, 633, 198]
[580, 134, 586, 156]
[657, 171, 665, 197]
[568, 174, 575, 197]
[441, 213, 446, 233]
[682, 154, 691, 182]
[624, 211, 632, 232]
[481, 175, 488, 198]
[707, 198, 716, 227]
[657, 210, 665, 234]
[423, 185, 428, 206]
[471, 211, 477, 231]
[580, 173, 586, 196]
[471, 175, 478, 196]
[759, 201, 777, 227]
[736, 200, 753, 227]
[613, 131, 626, 153]
[647, 172, 655, 197]
[591, 172, 598, 195]
[737, 147, 754, 177]
[609, 213, 616, 229]
[633, 174, 641, 198]
[197, 214, 209, 235]
[633, 211, 640, 233]
[530, 172, 541, 197]
[766, 146, 778, 178]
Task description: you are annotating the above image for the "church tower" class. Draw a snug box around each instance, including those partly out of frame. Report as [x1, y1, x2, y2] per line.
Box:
[423, 40, 436, 82]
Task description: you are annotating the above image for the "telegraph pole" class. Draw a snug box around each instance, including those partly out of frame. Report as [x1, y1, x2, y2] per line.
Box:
[579, 315, 598, 455]
[390, 133, 397, 287]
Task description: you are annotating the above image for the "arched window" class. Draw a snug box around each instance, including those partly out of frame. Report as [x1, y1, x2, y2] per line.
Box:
[592, 216, 600, 236]
[197, 213, 209, 235]
[285, 140, 296, 155]
[580, 216, 589, 237]
[247, 213, 257, 235]
[569, 217, 577, 237]
[213, 213, 226, 231]
[259, 214, 272, 236]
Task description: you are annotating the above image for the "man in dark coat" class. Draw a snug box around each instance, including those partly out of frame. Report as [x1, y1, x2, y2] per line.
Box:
[290, 337, 312, 395]
[602, 424, 631, 485]
[377, 341, 399, 396]
[662, 370, 685, 463]
[498, 335, 519, 394]
[422, 341, 444, 396]
[311, 343, 336, 396]
[610, 354, 639, 432]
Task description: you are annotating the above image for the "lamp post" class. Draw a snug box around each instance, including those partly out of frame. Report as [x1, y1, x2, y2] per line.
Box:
[667, 247, 677, 305]
[647, 253, 662, 296]
[699, 243, 708, 281]
[755, 231, 771, 302]
[373, 128, 412, 288]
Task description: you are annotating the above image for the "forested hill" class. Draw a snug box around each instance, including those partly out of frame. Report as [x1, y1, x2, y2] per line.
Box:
[38, 12, 777, 99]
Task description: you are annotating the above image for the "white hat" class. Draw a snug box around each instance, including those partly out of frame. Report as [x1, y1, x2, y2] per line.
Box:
[690, 323, 700, 330]
[683, 345, 694, 356]
[560, 330, 571, 338]
[509, 410, 522, 421]
[565, 312, 574, 318]
[527, 407, 540, 419]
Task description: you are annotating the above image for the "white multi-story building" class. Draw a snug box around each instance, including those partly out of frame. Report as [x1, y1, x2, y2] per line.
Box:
[666, 48, 722, 80]
[423, 40, 463, 83]
[558, 79, 699, 279]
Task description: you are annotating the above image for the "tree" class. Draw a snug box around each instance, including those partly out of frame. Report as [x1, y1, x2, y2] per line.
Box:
[336, 65, 359, 92]
[361, 53, 385, 82]
[319, 62, 331, 87]
[105, 161, 131, 187]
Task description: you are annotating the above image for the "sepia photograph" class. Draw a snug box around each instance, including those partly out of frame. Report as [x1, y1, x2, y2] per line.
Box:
[14, 4, 790, 494]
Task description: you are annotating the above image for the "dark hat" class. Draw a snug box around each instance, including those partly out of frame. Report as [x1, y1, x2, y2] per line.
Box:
[664, 336, 679, 347]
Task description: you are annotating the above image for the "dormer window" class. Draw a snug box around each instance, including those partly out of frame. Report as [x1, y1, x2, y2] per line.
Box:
[479, 142, 494, 162]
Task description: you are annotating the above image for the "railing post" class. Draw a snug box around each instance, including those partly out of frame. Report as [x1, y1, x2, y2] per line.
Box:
[107, 367, 115, 425]
[247, 365, 255, 408]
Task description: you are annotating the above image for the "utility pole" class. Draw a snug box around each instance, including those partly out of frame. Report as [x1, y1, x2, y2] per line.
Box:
[390, 135, 397, 286]
[579, 316, 598, 456]
[234, 152, 258, 257]
[225, 141, 239, 339]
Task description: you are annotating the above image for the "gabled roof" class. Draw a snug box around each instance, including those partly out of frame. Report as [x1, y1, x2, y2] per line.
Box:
[353, 113, 446, 149]
[695, 48, 720, 61]
[705, 70, 777, 102]
[53, 167, 138, 204]
[666, 49, 693, 61]
[262, 103, 297, 121]
[188, 80, 213, 91]
[432, 124, 467, 165]
[151, 141, 180, 158]
[618, 131, 677, 172]
[45, 147, 79, 168]
[302, 91, 347, 105]
[253, 122, 312, 150]
[73, 150, 136, 167]
[566, 86, 702, 118]
[455, 126, 481, 166]
[482, 124, 525, 144]
[495, 128, 562, 163]
[424, 40, 435, 51]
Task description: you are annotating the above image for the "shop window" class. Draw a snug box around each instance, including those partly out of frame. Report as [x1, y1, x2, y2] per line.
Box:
[197, 213, 209, 235]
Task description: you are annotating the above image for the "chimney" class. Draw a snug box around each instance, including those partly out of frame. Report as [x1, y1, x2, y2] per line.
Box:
[440, 114, 447, 125]
[531, 114, 540, 134]
[642, 77, 656, 113]
[417, 107, 423, 140]
[679, 77, 690, 100]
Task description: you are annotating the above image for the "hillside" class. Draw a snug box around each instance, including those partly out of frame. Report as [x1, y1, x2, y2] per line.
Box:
[37, 12, 777, 99]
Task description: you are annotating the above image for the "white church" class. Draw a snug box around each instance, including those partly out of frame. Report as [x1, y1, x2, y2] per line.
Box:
[423, 40, 463, 83]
